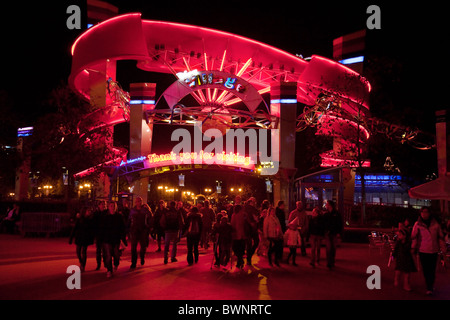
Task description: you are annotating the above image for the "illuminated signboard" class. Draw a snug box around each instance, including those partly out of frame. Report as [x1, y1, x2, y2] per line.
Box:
[120, 151, 255, 170]
[177, 69, 246, 93]
[17, 127, 33, 137]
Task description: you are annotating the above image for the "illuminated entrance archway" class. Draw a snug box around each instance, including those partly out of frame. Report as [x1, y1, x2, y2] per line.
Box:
[69, 13, 371, 208]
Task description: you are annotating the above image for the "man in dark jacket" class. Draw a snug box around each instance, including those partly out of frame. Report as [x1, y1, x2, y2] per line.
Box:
[129, 197, 152, 269]
[93, 200, 108, 270]
[184, 206, 203, 265]
[275, 201, 287, 234]
[99, 201, 127, 277]
[200, 200, 215, 249]
[244, 197, 259, 266]
[161, 201, 184, 264]
[323, 200, 343, 270]
[213, 212, 233, 267]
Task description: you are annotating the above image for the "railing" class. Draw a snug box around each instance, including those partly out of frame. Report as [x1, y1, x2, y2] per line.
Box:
[20, 212, 72, 236]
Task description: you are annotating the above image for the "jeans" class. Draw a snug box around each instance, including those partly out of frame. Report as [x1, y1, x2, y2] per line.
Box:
[419, 252, 438, 291]
[246, 232, 259, 264]
[102, 243, 120, 272]
[299, 231, 307, 256]
[186, 234, 200, 265]
[219, 242, 232, 266]
[164, 231, 179, 261]
[267, 238, 283, 264]
[130, 231, 148, 266]
[310, 235, 323, 264]
[76, 245, 88, 269]
[325, 233, 337, 268]
[232, 239, 246, 267]
[96, 241, 103, 267]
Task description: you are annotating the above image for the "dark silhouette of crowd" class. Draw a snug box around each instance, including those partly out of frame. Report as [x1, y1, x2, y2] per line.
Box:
[68, 196, 345, 278]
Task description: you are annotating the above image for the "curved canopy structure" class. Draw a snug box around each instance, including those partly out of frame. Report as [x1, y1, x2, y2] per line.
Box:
[69, 13, 373, 179]
[70, 13, 371, 114]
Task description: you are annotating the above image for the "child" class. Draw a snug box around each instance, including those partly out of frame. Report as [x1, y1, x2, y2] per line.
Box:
[393, 228, 417, 291]
[284, 218, 302, 266]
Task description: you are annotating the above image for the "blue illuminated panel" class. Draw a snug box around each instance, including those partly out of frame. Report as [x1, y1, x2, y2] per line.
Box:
[339, 56, 364, 65]
[355, 174, 401, 186]
[17, 127, 33, 137]
[270, 99, 297, 104]
[129, 100, 156, 105]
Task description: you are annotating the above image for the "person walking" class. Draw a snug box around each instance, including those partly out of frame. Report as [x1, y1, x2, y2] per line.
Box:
[69, 206, 95, 272]
[153, 200, 166, 252]
[309, 207, 325, 268]
[160, 201, 184, 264]
[411, 207, 445, 295]
[119, 198, 131, 236]
[393, 228, 417, 291]
[263, 207, 283, 267]
[216, 215, 233, 268]
[245, 197, 260, 266]
[200, 200, 215, 250]
[177, 201, 188, 224]
[231, 205, 247, 269]
[128, 197, 152, 269]
[285, 218, 301, 266]
[184, 206, 203, 266]
[289, 201, 309, 257]
[93, 200, 108, 271]
[211, 212, 224, 267]
[323, 200, 343, 270]
[98, 201, 127, 278]
[275, 201, 287, 234]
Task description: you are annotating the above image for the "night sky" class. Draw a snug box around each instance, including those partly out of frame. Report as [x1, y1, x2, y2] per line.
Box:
[0, 1, 448, 136]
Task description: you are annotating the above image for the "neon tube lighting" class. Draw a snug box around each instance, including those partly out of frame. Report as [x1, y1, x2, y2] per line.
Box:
[130, 100, 156, 105]
[204, 52, 209, 71]
[339, 56, 364, 65]
[320, 114, 370, 140]
[313, 56, 371, 93]
[219, 50, 227, 72]
[236, 58, 252, 77]
[270, 99, 297, 104]
[71, 13, 142, 56]
[142, 21, 306, 65]
[258, 87, 271, 94]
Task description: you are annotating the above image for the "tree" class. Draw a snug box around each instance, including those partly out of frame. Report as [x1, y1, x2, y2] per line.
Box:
[28, 82, 116, 198]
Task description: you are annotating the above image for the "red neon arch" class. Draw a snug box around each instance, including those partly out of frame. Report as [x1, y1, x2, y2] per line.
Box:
[69, 14, 372, 176]
[69, 13, 370, 112]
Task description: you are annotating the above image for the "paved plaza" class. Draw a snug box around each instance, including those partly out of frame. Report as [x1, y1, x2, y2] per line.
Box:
[0, 234, 449, 300]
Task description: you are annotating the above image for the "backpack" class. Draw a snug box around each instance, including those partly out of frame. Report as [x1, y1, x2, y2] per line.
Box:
[188, 216, 200, 235]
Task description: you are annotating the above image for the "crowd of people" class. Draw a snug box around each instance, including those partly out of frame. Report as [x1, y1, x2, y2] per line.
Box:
[2, 196, 449, 296]
[68, 195, 344, 278]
